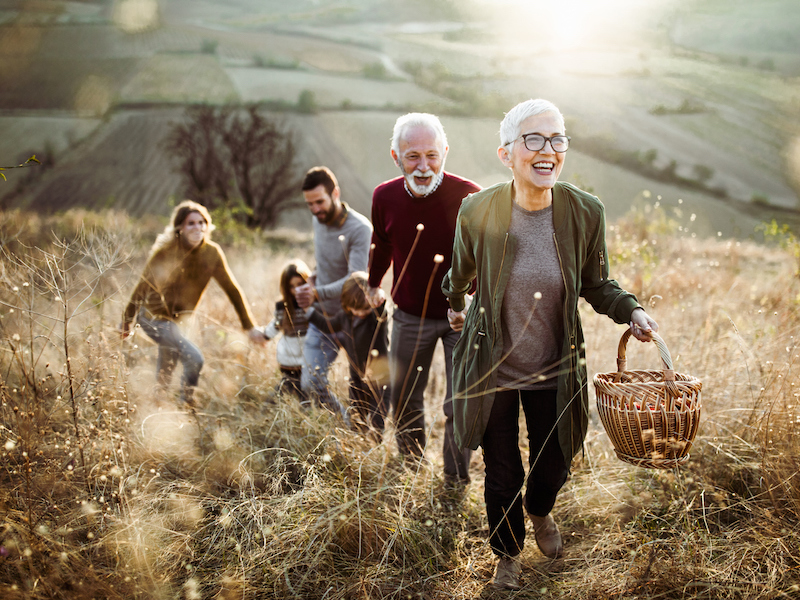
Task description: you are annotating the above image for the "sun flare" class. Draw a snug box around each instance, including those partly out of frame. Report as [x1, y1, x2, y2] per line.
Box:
[480, 0, 662, 50]
[112, 0, 160, 34]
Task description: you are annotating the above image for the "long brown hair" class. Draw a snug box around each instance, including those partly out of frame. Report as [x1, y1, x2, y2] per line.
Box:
[149, 200, 215, 257]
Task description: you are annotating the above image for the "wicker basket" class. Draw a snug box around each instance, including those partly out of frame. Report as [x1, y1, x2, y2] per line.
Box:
[593, 330, 702, 469]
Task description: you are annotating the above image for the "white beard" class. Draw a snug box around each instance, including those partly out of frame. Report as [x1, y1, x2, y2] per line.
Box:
[403, 167, 445, 197]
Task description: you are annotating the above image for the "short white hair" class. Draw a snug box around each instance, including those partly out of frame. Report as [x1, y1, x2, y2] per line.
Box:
[391, 113, 448, 156]
[499, 99, 565, 147]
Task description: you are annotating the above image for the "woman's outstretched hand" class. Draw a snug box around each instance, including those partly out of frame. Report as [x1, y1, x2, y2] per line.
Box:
[247, 327, 268, 347]
[630, 307, 658, 342]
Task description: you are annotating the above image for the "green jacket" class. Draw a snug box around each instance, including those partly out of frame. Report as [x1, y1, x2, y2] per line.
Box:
[441, 180, 640, 466]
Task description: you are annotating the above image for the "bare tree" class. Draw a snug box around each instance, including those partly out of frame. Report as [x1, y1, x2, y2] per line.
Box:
[163, 104, 304, 228]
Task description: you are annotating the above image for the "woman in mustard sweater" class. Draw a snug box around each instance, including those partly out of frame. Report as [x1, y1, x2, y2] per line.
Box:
[121, 200, 264, 405]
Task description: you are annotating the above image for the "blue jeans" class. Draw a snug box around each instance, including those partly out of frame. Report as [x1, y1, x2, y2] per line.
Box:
[391, 309, 472, 482]
[137, 310, 204, 404]
[300, 323, 347, 417]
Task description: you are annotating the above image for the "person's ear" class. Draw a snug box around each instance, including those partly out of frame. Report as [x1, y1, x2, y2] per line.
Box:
[332, 186, 341, 203]
[391, 149, 401, 168]
[497, 145, 512, 167]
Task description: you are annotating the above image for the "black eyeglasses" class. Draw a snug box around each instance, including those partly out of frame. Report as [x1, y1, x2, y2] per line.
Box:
[513, 133, 571, 153]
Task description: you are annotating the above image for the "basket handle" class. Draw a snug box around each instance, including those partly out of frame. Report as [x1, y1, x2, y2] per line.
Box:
[613, 329, 680, 400]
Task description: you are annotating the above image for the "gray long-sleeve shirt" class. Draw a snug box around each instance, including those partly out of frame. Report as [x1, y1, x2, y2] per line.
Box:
[312, 203, 372, 316]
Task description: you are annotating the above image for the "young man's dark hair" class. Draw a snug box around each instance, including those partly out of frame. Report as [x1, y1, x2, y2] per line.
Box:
[302, 166, 338, 195]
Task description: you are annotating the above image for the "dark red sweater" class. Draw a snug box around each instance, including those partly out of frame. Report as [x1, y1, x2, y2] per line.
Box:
[369, 172, 480, 319]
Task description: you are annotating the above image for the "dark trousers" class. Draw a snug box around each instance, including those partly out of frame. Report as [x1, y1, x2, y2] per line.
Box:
[482, 388, 569, 557]
[278, 366, 306, 402]
[390, 309, 471, 481]
[348, 365, 389, 440]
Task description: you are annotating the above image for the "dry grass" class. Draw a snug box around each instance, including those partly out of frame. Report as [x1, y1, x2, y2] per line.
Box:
[1, 206, 800, 599]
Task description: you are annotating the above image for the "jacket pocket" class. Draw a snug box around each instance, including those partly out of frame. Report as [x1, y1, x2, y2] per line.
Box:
[454, 309, 490, 398]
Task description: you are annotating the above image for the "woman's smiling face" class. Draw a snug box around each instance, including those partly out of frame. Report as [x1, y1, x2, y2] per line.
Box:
[501, 111, 565, 195]
[178, 211, 207, 248]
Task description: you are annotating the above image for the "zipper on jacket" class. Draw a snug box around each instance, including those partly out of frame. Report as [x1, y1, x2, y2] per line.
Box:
[554, 230, 579, 458]
[599, 250, 605, 267]
[553, 231, 574, 363]
[553, 232, 569, 327]
[491, 233, 510, 344]
[492, 233, 510, 303]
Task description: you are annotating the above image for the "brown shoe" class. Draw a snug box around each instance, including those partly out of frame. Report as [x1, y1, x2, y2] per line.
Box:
[490, 555, 521, 590]
[529, 514, 563, 559]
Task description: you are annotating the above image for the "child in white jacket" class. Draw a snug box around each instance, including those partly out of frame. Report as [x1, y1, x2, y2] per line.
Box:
[263, 260, 312, 400]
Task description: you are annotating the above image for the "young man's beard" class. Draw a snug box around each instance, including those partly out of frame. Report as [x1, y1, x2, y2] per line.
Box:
[316, 204, 338, 224]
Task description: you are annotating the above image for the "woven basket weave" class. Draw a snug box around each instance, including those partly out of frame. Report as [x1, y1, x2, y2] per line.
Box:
[593, 330, 702, 469]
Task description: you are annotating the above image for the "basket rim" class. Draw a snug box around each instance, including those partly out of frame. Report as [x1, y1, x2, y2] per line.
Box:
[597, 330, 702, 401]
[594, 369, 701, 383]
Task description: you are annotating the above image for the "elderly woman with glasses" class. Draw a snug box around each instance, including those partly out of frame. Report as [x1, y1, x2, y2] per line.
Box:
[442, 99, 658, 589]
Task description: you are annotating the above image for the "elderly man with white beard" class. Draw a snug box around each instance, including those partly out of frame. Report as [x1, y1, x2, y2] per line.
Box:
[367, 113, 480, 486]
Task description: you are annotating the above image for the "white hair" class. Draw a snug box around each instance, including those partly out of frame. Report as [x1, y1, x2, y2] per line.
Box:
[391, 112, 448, 157]
[499, 99, 565, 147]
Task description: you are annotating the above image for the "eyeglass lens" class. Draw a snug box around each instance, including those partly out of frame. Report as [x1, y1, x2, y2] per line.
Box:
[523, 134, 569, 152]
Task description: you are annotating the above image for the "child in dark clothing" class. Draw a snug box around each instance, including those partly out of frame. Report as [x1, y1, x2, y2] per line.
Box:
[305, 271, 390, 439]
[263, 260, 312, 401]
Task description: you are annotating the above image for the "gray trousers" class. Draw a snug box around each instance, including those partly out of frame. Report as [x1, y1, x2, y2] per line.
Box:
[137, 310, 203, 404]
[391, 309, 472, 482]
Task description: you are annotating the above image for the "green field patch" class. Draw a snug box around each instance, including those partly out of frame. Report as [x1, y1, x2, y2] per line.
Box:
[0, 115, 100, 164]
[120, 54, 239, 104]
[226, 66, 451, 110]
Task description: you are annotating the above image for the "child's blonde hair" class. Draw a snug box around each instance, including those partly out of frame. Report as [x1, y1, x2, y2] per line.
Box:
[340, 271, 370, 313]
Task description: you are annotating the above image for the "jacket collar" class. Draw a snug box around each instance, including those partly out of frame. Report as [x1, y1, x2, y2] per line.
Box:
[493, 180, 566, 230]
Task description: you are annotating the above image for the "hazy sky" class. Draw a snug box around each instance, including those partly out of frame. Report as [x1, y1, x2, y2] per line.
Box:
[473, 0, 673, 50]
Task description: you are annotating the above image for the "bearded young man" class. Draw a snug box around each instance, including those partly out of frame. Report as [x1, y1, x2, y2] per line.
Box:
[296, 166, 373, 418]
[367, 113, 480, 485]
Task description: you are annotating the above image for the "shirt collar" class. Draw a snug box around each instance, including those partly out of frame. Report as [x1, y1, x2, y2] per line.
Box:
[330, 202, 350, 228]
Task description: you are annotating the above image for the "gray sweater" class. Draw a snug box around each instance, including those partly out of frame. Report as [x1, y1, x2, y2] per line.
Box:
[312, 203, 372, 316]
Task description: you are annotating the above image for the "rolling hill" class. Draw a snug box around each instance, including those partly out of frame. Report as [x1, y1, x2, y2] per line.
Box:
[1, 0, 798, 236]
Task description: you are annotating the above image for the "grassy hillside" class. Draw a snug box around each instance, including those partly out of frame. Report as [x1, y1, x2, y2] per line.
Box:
[669, 0, 800, 75]
[0, 207, 799, 598]
[1, 0, 799, 250]
[2, 0, 799, 230]
[4, 105, 773, 238]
